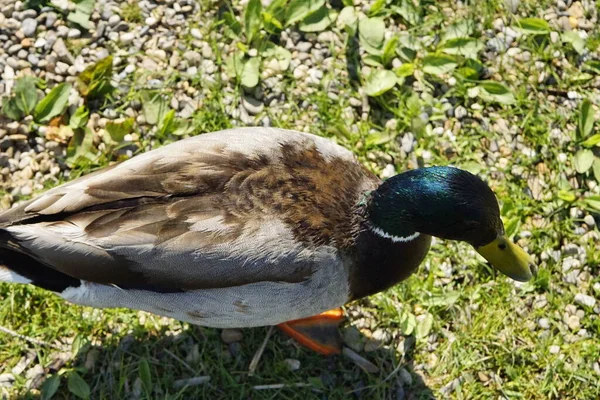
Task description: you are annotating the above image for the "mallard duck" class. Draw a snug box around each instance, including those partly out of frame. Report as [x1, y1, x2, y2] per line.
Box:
[0, 128, 534, 355]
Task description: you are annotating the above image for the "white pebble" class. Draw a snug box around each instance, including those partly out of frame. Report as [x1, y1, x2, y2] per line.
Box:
[574, 293, 596, 308]
[381, 164, 396, 179]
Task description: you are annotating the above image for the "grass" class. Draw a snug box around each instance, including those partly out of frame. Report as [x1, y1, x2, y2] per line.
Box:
[1, 0, 600, 398]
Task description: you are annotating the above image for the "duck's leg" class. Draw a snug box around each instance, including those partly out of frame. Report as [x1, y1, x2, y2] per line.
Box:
[277, 308, 344, 355]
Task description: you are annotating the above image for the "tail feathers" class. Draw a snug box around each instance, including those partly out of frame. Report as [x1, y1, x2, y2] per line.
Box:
[0, 249, 80, 292]
[0, 265, 32, 284]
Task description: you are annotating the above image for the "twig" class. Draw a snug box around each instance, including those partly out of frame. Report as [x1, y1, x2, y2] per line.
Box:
[173, 376, 210, 389]
[248, 326, 274, 376]
[163, 349, 197, 375]
[0, 325, 67, 351]
[253, 383, 312, 390]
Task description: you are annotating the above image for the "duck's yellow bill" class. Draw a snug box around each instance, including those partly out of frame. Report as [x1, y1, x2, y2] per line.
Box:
[476, 235, 535, 282]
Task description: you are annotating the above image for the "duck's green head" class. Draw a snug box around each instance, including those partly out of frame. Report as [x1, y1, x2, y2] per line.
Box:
[367, 166, 534, 282]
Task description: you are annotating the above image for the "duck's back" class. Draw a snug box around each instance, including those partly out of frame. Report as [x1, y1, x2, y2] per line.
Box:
[0, 128, 380, 327]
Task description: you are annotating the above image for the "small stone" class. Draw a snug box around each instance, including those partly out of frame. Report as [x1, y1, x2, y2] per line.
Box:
[293, 64, 308, 79]
[574, 293, 596, 308]
[284, 358, 301, 371]
[296, 41, 312, 52]
[549, 345, 560, 354]
[108, 14, 121, 27]
[538, 318, 550, 329]
[145, 16, 157, 27]
[568, 2, 585, 18]
[454, 105, 467, 120]
[381, 164, 396, 179]
[565, 314, 581, 331]
[120, 32, 135, 44]
[220, 329, 243, 344]
[0, 373, 15, 388]
[584, 215, 595, 227]
[52, 38, 74, 64]
[190, 27, 202, 40]
[241, 96, 264, 115]
[22, 18, 37, 37]
[67, 28, 81, 39]
[46, 12, 57, 27]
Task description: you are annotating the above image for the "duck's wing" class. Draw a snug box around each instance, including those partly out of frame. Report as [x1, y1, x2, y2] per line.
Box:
[1, 128, 379, 292]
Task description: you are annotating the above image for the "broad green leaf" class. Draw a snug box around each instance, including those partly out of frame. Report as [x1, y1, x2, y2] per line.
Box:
[416, 313, 434, 339]
[583, 195, 600, 211]
[584, 60, 600, 74]
[225, 51, 245, 78]
[66, 128, 95, 167]
[172, 119, 194, 136]
[299, 7, 337, 32]
[265, 0, 286, 24]
[77, 56, 114, 99]
[363, 69, 397, 96]
[139, 358, 152, 394]
[68, 372, 90, 399]
[382, 35, 399, 66]
[394, 63, 414, 78]
[456, 58, 484, 80]
[262, 44, 291, 71]
[2, 97, 23, 120]
[244, 0, 262, 43]
[223, 12, 242, 37]
[106, 118, 134, 142]
[476, 81, 516, 105]
[262, 11, 283, 30]
[578, 99, 594, 139]
[399, 311, 416, 335]
[362, 54, 383, 67]
[74, 0, 94, 14]
[582, 134, 600, 148]
[562, 31, 586, 54]
[337, 6, 358, 34]
[366, 131, 396, 146]
[441, 37, 483, 59]
[14, 76, 38, 115]
[41, 374, 61, 400]
[574, 149, 594, 173]
[421, 54, 458, 76]
[359, 17, 385, 55]
[285, 0, 325, 26]
[594, 158, 600, 183]
[391, 0, 421, 26]
[67, 10, 92, 29]
[440, 20, 475, 43]
[157, 109, 177, 137]
[368, 0, 387, 16]
[504, 216, 521, 238]
[141, 92, 168, 125]
[514, 18, 550, 34]
[422, 291, 460, 307]
[558, 189, 576, 202]
[241, 57, 260, 88]
[34, 83, 71, 123]
[69, 106, 89, 129]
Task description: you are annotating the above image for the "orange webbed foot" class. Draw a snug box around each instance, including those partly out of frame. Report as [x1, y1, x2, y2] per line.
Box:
[277, 308, 344, 355]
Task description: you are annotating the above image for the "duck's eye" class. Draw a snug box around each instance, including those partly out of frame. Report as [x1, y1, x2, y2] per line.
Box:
[498, 243, 507, 250]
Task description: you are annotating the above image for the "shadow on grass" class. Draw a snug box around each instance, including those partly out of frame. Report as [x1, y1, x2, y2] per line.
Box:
[12, 321, 435, 400]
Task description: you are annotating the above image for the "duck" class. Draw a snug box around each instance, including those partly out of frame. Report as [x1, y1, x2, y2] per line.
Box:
[0, 127, 534, 355]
